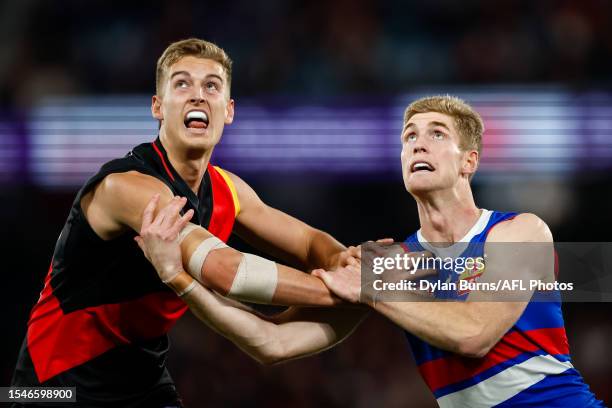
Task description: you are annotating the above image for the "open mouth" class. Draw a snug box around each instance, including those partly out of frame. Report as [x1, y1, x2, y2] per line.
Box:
[184, 110, 209, 129]
[410, 161, 435, 173]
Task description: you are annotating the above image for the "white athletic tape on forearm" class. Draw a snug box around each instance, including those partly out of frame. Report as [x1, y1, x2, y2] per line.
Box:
[187, 236, 229, 277]
[228, 253, 278, 303]
[178, 223, 199, 244]
[177, 280, 198, 297]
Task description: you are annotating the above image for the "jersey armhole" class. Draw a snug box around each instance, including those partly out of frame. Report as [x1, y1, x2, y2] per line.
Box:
[213, 166, 241, 217]
[76, 163, 167, 241]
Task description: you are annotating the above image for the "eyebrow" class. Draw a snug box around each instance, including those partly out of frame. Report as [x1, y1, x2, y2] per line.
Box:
[169, 71, 224, 83]
[404, 121, 450, 131]
[170, 71, 190, 80]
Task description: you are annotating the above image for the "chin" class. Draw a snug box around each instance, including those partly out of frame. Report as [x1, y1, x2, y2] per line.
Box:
[405, 180, 438, 195]
[181, 129, 219, 148]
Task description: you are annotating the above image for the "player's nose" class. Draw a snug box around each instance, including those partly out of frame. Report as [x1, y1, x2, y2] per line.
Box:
[412, 141, 428, 154]
[189, 87, 206, 104]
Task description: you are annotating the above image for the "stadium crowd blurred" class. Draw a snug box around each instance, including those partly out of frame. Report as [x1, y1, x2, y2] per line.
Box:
[1, 1, 611, 406]
[1, 0, 611, 106]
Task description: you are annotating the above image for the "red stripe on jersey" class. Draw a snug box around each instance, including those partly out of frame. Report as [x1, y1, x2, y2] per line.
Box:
[27, 168, 238, 382]
[152, 142, 175, 182]
[418, 327, 569, 392]
[207, 164, 236, 242]
[27, 263, 187, 383]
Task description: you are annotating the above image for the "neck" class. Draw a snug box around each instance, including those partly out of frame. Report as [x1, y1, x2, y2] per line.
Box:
[413, 183, 480, 244]
[159, 131, 212, 193]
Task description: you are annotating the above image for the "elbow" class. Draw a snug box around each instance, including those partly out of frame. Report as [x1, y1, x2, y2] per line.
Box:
[250, 344, 288, 366]
[254, 352, 284, 366]
[456, 342, 491, 359]
[454, 327, 494, 359]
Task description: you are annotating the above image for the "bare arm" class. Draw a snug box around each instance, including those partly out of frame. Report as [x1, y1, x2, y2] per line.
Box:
[228, 170, 349, 271]
[134, 195, 367, 364]
[82, 171, 342, 306]
[316, 213, 554, 357]
[182, 283, 366, 364]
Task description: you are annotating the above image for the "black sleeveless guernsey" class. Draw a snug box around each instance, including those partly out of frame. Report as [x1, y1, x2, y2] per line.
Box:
[12, 138, 240, 407]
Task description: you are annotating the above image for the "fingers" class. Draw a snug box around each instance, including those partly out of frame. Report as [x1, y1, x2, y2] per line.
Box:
[348, 245, 361, 256]
[163, 197, 188, 229]
[346, 256, 359, 267]
[312, 268, 331, 285]
[168, 209, 194, 238]
[140, 193, 160, 232]
[179, 208, 194, 227]
[141, 195, 192, 241]
[155, 196, 187, 228]
[376, 238, 394, 245]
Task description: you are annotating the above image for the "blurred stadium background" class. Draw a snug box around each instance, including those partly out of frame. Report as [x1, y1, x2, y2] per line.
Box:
[1, 1, 611, 406]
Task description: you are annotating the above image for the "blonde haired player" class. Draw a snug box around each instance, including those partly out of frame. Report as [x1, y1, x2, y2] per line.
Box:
[312, 95, 603, 407]
[135, 96, 601, 406]
[12, 38, 363, 407]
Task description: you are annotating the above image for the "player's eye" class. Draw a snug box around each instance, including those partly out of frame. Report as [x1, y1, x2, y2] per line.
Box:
[407, 133, 417, 142]
[432, 131, 445, 140]
[206, 81, 219, 92]
[175, 80, 189, 89]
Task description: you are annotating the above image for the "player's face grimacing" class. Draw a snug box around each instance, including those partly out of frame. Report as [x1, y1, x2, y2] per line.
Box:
[400, 112, 474, 195]
[152, 56, 234, 152]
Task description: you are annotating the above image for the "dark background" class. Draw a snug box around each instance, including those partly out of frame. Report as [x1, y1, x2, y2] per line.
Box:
[2, 1, 612, 407]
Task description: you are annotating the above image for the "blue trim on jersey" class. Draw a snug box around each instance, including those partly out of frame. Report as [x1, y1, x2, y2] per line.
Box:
[402, 210, 601, 406]
[432, 350, 571, 399]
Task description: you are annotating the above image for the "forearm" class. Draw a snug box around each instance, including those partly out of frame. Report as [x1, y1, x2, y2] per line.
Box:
[180, 278, 284, 364]
[271, 307, 368, 362]
[180, 227, 341, 306]
[203, 255, 341, 306]
[372, 300, 491, 357]
[304, 229, 347, 271]
[176, 274, 365, 364]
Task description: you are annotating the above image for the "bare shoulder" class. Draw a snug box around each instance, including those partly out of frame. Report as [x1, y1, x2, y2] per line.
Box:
[218, 168, 262, 212]
[99, 171, 170, 197]
[487, 213, 553, 243]
[82, 171, 174, 237]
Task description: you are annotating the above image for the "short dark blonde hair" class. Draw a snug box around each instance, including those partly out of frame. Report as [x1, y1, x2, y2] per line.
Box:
[156, 38, 233, 96]
[403, 95, 484, 157]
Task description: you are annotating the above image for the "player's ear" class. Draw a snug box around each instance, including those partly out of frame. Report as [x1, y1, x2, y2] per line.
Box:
[224, 98, 235, 125]
[151, 95, 163, 121]
[462, 150, 479, 177]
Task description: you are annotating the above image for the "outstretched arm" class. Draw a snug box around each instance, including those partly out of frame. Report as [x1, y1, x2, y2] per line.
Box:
[82, 171, 345, 306]
[182, 284, 366, 364]
[314, 214, 554, 358]
[134, 195, 367, 364]
[228, 169, 352, 272]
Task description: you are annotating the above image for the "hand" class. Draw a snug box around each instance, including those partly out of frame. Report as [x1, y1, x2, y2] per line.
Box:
[332, 245, 361, 269]
[134, 194, 194, 282]
[314, 241, 437, 305]
[331, 238, 394, 269]
[312, 264, 362, 303]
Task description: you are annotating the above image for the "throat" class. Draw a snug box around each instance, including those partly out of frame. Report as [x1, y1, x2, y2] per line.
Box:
[418, 205, 482, 243]
[166, 151, 209, 194]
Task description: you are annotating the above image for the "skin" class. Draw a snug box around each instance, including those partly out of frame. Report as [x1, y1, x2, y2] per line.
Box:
[152, 56, 234, 184]
[80, 55, 352, 306]
[135, 107, 552, 363]
[313, 111, 555, 358]
[135, 196, 368, 364]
